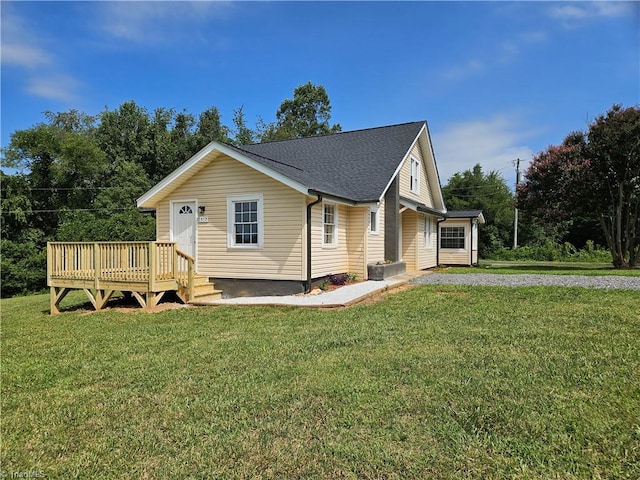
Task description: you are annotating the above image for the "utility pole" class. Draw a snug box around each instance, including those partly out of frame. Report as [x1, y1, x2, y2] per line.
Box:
[513, 158, 520, 249]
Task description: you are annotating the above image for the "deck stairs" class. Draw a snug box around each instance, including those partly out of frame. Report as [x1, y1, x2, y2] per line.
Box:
[177, 274, 223, 303]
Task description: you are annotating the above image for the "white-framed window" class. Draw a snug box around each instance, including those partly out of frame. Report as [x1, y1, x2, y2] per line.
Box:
[227, 194, 264, 248]
[369, 207, 379, 234]
[424, 216, 432, 248]
[440, 226, 465, 249]
[323, 203, 337, 246]
[410, 157, 420, 194]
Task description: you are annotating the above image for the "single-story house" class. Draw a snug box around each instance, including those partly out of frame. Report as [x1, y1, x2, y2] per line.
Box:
[438, 210, 485, 266]
[137, 121, 483, 297]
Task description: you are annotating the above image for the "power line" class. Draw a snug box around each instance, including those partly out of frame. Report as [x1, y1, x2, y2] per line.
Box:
[1, 207, 138, 215]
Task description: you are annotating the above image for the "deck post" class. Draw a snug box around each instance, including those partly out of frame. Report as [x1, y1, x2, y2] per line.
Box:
[93, 243, 100, 290]
[46, 243, 53, 287]
[188, 257, 195, 302]
[172, 243, 178, 282]
[149, 241, 157, 293]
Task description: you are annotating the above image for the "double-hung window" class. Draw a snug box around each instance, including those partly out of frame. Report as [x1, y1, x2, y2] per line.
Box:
[323, 203, 337, 246]
[440, 226, 465, 249]
[410, 157, 420, 194]
[227, 194, 263, 248]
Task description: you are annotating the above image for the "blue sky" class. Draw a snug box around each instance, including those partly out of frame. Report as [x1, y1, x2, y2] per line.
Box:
[2, 1, 638, 187]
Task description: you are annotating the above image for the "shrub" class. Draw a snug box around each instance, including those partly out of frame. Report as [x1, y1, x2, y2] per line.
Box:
[488, 240, 612, 263]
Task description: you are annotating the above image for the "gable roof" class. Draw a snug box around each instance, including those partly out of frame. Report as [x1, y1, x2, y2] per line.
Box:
[236, 121, 426, 202]
[446, 210, 486, 223]
[138, 121, 445, 210]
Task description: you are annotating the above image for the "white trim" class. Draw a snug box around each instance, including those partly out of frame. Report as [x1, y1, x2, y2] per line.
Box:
[424, 215, 432, 249]
[410, 156, 420, 194]
[439, 224, 467, 251]
[227, 194, 264, 249]
[369, 206, 379, 235]
[137, 142, 308, 208]
[322, 202, 338, 248]
[170, 199, 198, 268]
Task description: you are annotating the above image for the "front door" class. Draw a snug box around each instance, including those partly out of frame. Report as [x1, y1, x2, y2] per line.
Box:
[172, 201, 196, 258]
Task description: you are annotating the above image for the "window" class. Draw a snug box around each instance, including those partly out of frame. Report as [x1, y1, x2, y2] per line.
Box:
[440, 226, 465, 249]
[370, 207, 379, 234]
[410, 157, 420, 194]
[178, 205, 193, 215]
[323, 203, 337, 246]
[227, 194, 263, 248]
[424, 216, 431, 248]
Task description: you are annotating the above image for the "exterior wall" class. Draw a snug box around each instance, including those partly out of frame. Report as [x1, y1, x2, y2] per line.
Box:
[156, 154, 305, 280]
[347, 207, 367, 280]
[439, 219, 472, 266]
[401, 210, 417, 271]
[310, 202, 350, 278]
[398, 143, 435, 208]
[367, 198, 385, 265]
[401, 211, 438, 271]
[417, 214, 438, 270]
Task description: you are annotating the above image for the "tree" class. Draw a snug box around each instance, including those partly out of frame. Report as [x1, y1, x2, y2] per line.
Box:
[442, 164, 514, 256]
[258, 82, 341, 141]
[518, 104, 640, 268]
[231, 106, 255, 145]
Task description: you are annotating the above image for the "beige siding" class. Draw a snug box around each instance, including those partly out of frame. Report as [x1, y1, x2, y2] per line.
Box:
[398, 143, 435, 208]
[311, 203, 350, 278]
[347, 207, 367, 279]
[367, 199, 385, 266]
[156, 155, 305, 280]
[417, 215, 438, 270]
[156, 201, 170, 242]
[401, 210, 417, 271]
[439, 220, 472, 266]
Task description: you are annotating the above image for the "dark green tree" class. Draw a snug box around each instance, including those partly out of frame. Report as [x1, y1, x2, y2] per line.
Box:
[442, 164, 514, 256]
[518, 105, 640, 268]
[231, 106, 255, 145]
[258, 82, 341, 141]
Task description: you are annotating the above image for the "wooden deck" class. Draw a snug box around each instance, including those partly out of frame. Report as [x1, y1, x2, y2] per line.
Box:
[47, 241, 221, 314]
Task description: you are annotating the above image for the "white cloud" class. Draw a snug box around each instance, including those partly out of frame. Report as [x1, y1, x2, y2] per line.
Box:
[26, 75, 82, 102]
[547, 1, 636, 26]
[1, 5, 81, 102]
[432, 115, 536, 186]
[0, 9, 51, 68]
[99, 1, 235, 44]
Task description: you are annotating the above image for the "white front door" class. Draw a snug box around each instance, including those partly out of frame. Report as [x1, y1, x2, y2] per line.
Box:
[172, 201, 196, 258]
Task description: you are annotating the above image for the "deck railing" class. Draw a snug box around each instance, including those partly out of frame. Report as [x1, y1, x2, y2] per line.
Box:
[176, 249, 195, 301]
[47, 241, 177, 289]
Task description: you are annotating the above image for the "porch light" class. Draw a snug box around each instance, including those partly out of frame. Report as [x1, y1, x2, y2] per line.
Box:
[198, 205, 206, 214]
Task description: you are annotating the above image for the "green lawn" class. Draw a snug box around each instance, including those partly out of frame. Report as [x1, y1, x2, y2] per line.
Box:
[446, 261, 640, 276]
[2, 287, 639, 479]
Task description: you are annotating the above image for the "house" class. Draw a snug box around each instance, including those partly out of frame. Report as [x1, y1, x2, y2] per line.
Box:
[137, 121, 481, 297]
[438, 210, 485, 266]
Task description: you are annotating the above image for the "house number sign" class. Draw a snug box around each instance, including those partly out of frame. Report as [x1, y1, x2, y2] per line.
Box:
[198, 216, 209, 223]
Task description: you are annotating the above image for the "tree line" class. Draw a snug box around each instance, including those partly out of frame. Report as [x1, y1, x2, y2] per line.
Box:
[1, 83, 340, 296]
[1, 93, 637, 297]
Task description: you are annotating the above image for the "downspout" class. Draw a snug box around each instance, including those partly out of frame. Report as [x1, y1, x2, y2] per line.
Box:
[306, 194, 323, 292]
[436, 217, 447, 266]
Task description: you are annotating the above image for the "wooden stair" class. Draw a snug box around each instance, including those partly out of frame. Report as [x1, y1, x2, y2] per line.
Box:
[177, 274, 223, 303]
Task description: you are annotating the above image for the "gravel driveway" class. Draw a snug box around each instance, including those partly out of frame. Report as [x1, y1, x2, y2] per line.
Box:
[411, 273, 640, 291]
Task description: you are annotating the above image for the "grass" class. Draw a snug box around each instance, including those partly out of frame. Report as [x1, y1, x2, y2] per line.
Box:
[445, 261, 640, 277]
[2, 287, 639, 479]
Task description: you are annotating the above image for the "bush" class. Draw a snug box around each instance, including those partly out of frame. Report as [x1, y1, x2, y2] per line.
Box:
[0, 240, 47, 297]
[488, 240, 612, 263]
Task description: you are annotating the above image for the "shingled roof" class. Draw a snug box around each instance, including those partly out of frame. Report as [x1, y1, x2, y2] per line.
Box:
[229, 121, 427, 202]
[138, 120, 446, 210]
